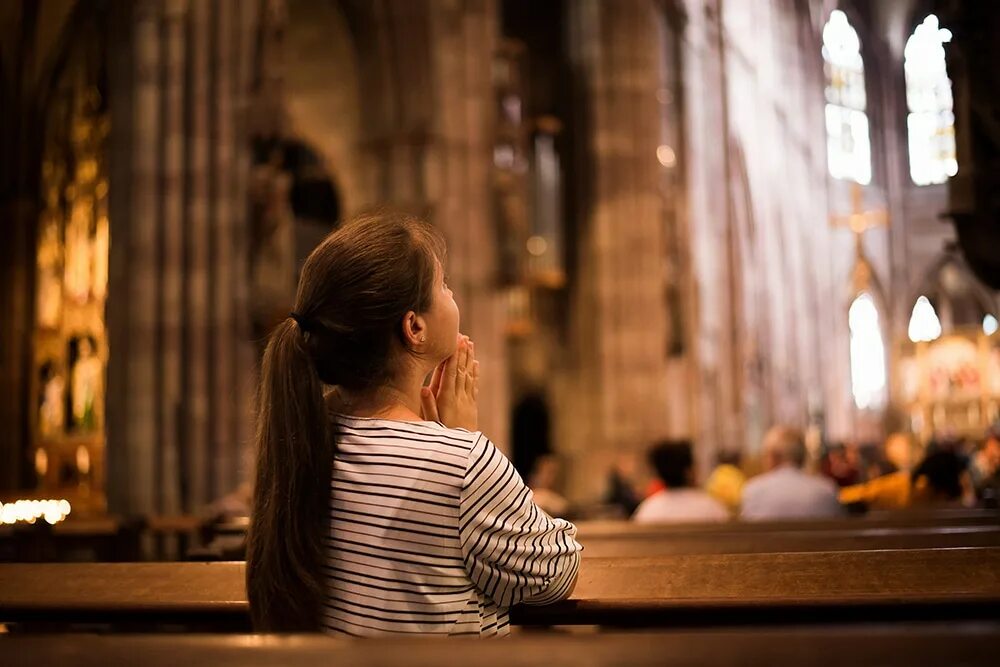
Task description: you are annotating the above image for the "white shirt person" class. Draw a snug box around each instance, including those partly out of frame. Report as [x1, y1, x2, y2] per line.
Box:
[740, 426, 842, 521]
[632, 440, 729, 524]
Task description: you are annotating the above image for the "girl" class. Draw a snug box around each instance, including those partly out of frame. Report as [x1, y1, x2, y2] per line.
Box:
[247, 212, 581, 635]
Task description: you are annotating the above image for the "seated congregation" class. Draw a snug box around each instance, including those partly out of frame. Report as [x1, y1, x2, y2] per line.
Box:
[620, 424, 999, 525]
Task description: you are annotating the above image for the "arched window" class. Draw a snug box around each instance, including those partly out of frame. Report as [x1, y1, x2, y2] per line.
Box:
[905, 15, 957, 185]
[849, 292, 887, 410]
[823, 10, 871, 184]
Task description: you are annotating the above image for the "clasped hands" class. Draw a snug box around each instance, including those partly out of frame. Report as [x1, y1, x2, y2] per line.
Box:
[421, 334, 479, 431]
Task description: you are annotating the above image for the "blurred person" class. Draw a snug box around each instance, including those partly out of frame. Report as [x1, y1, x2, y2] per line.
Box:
[821, 442, 860, 487]
[247, 213, 580, 635]
[604, 454, 642, 518]
[839, 465, 911, 510]
[968, 426, 1000, 506]
[885, 432, 919, 472]
[841, 440, 974, 510]
[858, 442, 896, 482]
[511, 391, 552, 481]
[910, 449, 968, 507]
[741, 426, 843, 521]
[839, 433, 918, 510]
[206, 480, 253, 519]
[529, 454, 571, 518]
[633, 440, 728, 524]
[704, 449, 746, 515]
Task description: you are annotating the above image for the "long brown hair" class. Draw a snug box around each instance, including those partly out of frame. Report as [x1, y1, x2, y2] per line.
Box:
[246, 212, 445, 631]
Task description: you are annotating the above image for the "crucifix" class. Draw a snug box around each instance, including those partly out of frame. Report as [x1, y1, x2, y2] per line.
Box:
[830, 183, 888, 291]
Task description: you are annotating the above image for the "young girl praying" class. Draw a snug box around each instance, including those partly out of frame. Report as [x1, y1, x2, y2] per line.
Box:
[246, 212, 581, 636]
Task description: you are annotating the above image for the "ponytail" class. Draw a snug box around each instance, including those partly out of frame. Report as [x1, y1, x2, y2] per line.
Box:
[246, 317, 333, 631]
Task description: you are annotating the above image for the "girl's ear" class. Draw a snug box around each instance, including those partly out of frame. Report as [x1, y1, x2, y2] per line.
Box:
[401, 310, 428, 350]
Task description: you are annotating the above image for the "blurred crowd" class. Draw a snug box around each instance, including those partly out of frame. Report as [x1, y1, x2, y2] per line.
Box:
[526, 425, 1000, 522]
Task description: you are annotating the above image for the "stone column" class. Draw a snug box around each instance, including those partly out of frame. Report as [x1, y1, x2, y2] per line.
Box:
[107, 0, 161, 514]
[682, 0, 741, 465]
[563, 0, 674, 498]
[0, 5, 47, 492]
[106, 0, 260, 518]
[183, 0, 212, 510]
[232, 0, 259, 483]
[210, 0, 237, 497]
[160, 0, 188, 515]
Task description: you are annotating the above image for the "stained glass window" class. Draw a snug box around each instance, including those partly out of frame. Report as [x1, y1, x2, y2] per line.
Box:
[823, 10, 871, 184]
[849, 292, 887, 411]
[905, 15, 957, 185]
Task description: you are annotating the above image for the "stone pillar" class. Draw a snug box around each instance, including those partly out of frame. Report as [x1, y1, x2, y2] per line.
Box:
[160, 0, 187, 515]
[106, 0, 259, 517]
[110, 0, 161, 514]
[681, 0, 741, 468]
[0, 3, 48, 492]
[210, 0, 237, 498]
[233, 0, 259, 483]
[184, 0, 212, 510]
[563, 0, 674, 498]
[0, 197, 39, 491]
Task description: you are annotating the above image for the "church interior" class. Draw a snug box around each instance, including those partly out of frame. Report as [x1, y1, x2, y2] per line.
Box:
[2, 0, 1000, 658]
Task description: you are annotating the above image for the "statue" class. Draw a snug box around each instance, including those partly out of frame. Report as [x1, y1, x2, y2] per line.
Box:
[70, 337, 102, 432]
[38, 362, 66, 438]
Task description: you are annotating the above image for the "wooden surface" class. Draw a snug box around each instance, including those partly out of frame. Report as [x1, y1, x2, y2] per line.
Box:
[574, 509, 1000, 538]
[0, 561, 246, 614]
[2, 548, 998, 628]
[5, 625, 1000, 666]
[50, 517, 123, 537]
[185, 510, 1000, 543]
[518, 547, 1000, 625]
[580, 524, 1000, 556]
[145, 515, 205, 534]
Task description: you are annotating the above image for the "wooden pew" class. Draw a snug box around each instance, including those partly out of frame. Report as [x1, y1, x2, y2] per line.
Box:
[573, 510, 1000, 557]
[2, 548, 998, 630]
[6, 626, 1000, 666]
[576, 509, 1000, 539]
[178, 509, 1000, 562]
[579, 523, 1000, 556]
[0, 561, 250, 631]
[145, 515, 207, 561]
[514, 547, 1000, 627]
[0, 517, 143, 563]
[0, 515, 214, 563]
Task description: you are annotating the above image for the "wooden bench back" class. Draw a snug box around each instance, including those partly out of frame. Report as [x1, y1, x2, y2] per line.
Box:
[575, 509, 1000, 538]
[580, 524, 1000, 556]
[3, 548, 998, 629]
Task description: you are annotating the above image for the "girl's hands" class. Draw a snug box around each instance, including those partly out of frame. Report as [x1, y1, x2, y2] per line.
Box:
[421, 335, 479, 430]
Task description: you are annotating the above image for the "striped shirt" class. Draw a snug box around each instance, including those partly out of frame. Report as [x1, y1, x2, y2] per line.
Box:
[323, 415, 582, 637]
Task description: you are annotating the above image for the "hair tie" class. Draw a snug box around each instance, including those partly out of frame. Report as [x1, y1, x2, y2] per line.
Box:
[289, 311, 311, 333]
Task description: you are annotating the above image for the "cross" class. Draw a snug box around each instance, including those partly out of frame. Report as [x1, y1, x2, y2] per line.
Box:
[830, 183, 888, 256]
[830, 183, 888, 292]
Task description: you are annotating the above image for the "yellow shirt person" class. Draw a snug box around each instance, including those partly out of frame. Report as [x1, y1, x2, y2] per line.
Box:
[839, 470, 912, 509]
[705, 463, 746, 514]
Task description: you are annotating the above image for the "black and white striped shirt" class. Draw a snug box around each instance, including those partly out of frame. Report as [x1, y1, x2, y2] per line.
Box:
[323, 415, 582, 636]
